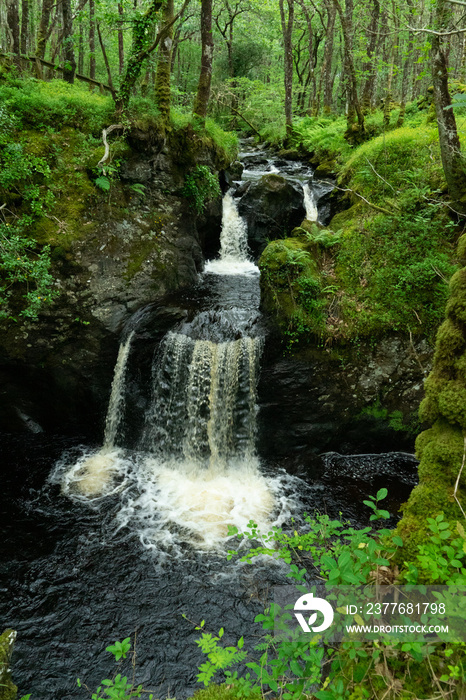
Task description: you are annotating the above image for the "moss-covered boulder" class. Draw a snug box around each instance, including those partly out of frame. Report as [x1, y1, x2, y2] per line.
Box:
[397, 250, 466, 551]
[237, 173, 305, 256]
[0, 630, 17, 700]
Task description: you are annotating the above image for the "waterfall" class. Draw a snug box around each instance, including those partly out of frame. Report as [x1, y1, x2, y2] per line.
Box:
[140, 332, 262, 467]
[59, 332, 134, 498]
[204, 191, 258, 275]
[57, 156, 291, 550]
[303, 183, 318, 222]
[103, 331, 135, 448]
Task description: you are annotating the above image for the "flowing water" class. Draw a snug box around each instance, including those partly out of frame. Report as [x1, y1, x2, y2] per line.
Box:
[0, 146, 418, 698]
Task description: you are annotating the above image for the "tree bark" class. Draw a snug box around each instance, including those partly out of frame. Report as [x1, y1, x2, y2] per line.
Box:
[431, 0, 466, 208]
[35, 0, 53, 60]
[361, 0, 380, 113]
[20, 0, 30, 54]
[118, 2, 124, 74]
[61, 0, 76, 83]
[6, 0, 21, 68]
[155, 0, 175, 122]
[89, 0, 96, 79]
[321, 0, 336, 115]
[279, 0, 294, 137]
[334, 0, 364, 139]
[193, 0, 214, 122]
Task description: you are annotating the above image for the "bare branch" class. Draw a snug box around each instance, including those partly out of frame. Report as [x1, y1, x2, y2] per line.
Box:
[333, 185, 399, 215]
[408, 24, 466, 35]
[98, 124, 124, 171]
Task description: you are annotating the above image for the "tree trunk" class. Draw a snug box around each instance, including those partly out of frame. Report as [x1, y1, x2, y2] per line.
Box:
[334, 0, 364, 139]
[193, 0, 213, 122]
[61, 0, 76, 83]
[35, 0, 53, 60]
[78, 22, 84, 74]
[6, 0, 21, 68]
[116, 0, 164, 112]
[20, 0, 29, 54]
[279, 0, 294, 137]
[431, 0, 466, 208]
[118, 2, 124, 74]
[321, 0, 336, 115]
[89, 0, 96, 79]
[155, 0, 174, 122]
[361, 0, 380, 113]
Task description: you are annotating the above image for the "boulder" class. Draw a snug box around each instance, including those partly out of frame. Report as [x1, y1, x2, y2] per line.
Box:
[237, 173, 305, 256]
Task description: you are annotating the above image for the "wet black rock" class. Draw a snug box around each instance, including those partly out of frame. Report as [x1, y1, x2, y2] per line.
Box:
[237, 173, 305, 256]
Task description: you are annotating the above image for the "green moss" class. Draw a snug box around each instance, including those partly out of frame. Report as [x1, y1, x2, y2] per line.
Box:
[437, 380, 466, 428]
[457, 233, 466, 263]
[192, 685, 242, 700]
[433, 318, 465, 365]
[0, 629, 17, 700]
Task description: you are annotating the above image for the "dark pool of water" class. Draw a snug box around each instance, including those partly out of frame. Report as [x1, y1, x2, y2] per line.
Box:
[0, 433, 417, 699]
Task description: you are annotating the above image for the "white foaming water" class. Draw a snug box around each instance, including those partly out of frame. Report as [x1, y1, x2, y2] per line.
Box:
[53, 446, 131, 499]
[204, 191, 259, 276]
[115, 456, 283, 551]
[303, 183, 318, 222]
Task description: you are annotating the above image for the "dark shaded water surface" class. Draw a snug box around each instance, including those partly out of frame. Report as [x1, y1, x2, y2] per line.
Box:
[0, 432, 417, 699]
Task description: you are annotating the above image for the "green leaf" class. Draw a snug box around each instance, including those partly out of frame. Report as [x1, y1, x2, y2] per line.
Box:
[95, 175, 111, 191]
[376, 488, 388, 501]
[392, 535, 403, 547]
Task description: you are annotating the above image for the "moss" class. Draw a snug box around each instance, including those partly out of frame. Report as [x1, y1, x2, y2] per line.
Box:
[432, 318, 466, 365]
[437, 380, 466, 428]
[398, 258, 466, 546]
[328, 203, 361, 229]
[457, 233, 466, 264]
[0, 629, 17, 700]
[192, 685, 243, 700]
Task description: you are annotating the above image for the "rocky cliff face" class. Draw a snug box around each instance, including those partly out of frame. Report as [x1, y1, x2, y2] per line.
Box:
[0, 127, 228, 436]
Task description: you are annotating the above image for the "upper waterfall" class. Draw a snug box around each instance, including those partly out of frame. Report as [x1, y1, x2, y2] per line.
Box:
[204, 191, 258, 276]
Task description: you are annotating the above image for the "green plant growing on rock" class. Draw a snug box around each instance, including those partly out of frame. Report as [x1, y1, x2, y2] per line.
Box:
[182, 165, 221, 213]
[0, 107, 58, 320]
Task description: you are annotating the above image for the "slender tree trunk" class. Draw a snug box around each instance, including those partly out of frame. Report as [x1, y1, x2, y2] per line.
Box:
[61, 0, 76, 83]
[396, 0, 414, 128]
[20, 0, 29, 54]
[97, 23, 115, 94]
[89, 0, 96, 79]
[334, 0, 364, 139]
[321, 0, 336, 115]
[78, 22, 84, 73]
[35, 0, 53, 59]
[193, 0, 213, 122]
[6, 0, 21, 68]
[431, 0, 466, 208]
[361, 0, 380, 113]
[155, 0, 174, 122]
[118, 2, 124, 74]
[279, 0, 294, 137]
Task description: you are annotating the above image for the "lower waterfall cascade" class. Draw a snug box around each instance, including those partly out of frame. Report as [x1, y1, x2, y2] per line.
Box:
[55, 186, 290, 550]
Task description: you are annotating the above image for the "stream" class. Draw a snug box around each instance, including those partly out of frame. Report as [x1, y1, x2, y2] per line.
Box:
[0, 144, 418, 699]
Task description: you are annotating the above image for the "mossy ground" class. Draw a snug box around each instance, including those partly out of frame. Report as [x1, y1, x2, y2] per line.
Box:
[261, 102, 460, 349]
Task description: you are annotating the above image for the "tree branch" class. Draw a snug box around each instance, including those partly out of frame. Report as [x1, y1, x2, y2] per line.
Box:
[334, 185, 398, 215]
[98, 124, 124, 171]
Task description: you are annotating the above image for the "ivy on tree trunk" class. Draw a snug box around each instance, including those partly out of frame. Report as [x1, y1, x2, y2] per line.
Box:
[193, 0, 214, 122]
